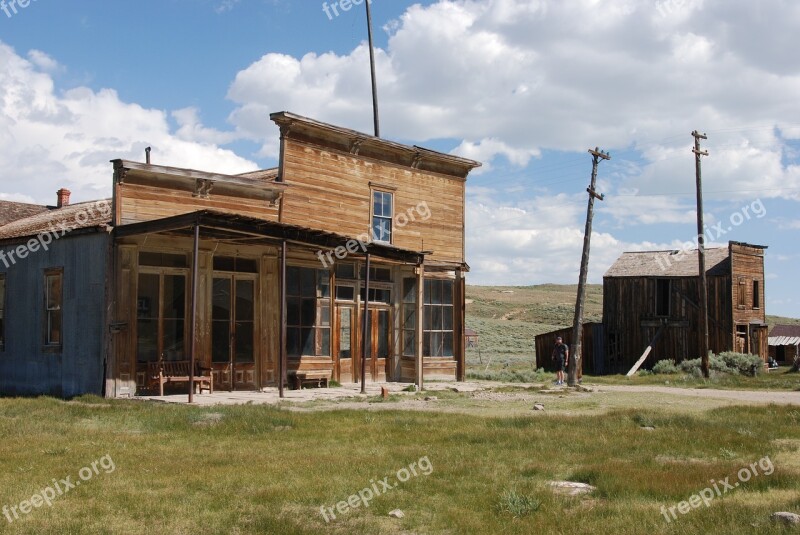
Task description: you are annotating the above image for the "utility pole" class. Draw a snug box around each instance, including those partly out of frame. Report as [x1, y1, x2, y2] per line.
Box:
[365, 0, 380, 137]
[568, 147, 609, 387]
[692, 130, 710, 378]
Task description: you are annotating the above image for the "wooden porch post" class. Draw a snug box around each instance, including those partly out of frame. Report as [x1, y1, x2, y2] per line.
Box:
[188, 222, 200, 404]
[279, 240, 287, 399]
[455, 268, 465, 382]
[416, 262, 424, 390]
[360, 254, 371, 394]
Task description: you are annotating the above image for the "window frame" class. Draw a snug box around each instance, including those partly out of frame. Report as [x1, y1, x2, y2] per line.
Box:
[286, 266, 330, 358]
[422, 278, 455, 358]
[371, 189, 394, 244]
[43, 268, 64, 351]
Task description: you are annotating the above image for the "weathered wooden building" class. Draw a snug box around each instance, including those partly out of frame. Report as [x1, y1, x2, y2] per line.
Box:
[602, 242, 768, 373]
[534, 322, 603, 377]
[0, 112, 480, 397]
[768, 325, 800, 367]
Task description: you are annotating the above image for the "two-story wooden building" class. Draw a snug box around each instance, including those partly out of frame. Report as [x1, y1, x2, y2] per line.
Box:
[0, 112, 480, 397]
[602, 241, 768, 373]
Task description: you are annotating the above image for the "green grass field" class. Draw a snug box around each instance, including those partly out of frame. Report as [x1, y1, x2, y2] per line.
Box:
[0, 395, 798, 534]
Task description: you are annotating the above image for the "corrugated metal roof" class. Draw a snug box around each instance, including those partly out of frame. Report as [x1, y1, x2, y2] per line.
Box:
[0, 199, 111, 241]
[769, 325, 800, 338]
[768, 336, 800, 346]
[0, 200, 49, 226]
[604, 247, 730, 278]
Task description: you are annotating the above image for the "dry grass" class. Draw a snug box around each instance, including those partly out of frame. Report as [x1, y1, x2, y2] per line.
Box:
[0, 395, 798, 534]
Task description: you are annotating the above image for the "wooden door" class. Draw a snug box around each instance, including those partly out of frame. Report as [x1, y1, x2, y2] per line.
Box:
[366, 308, 391, 382]
[211, 276, 256, 390]
[336, 305, 355, 383]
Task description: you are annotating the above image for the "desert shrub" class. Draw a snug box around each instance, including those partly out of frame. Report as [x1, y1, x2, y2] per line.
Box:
[717, 352, 763, 376]
[651, 359, 679, 374]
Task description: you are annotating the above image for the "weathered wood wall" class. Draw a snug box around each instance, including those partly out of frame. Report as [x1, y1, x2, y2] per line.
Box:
[602, 274, 732, 373]
[0, 233, 108, 397]
[280, 140, 466, 265]
[534, 323, 603, 376]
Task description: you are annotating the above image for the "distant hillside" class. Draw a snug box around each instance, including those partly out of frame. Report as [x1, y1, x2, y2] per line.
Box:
[465, 284, 799, 378]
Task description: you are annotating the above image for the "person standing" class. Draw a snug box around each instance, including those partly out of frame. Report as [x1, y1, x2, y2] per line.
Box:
[551, 336, 569, 386]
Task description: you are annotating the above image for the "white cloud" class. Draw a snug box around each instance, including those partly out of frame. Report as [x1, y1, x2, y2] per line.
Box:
[0, 42, 258, 204]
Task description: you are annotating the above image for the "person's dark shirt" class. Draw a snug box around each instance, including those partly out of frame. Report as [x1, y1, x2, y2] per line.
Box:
[553, 343, 568, 359]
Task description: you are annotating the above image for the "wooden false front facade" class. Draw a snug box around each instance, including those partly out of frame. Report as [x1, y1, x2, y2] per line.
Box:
[104, 113, 480, 397]
[601, 242, 768, 374]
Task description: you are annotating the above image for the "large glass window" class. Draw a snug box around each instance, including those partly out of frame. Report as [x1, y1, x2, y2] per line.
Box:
[286, 267, 330, 358]
[0, 274, 5, 351]
[423, 279, 454, 357]
[372, 191, 393, 243]
[44, 269, 63, 347]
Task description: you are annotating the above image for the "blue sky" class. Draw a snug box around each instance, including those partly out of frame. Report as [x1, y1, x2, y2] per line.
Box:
[0, 0, 798, 317]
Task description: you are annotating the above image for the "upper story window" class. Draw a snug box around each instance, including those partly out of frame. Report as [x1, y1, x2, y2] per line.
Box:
[0, 274, 5, 351]
[44, 268, 63, 348]
[372, 190, 393, 243]
[753, 280, 760, 309]
[655, 278, 671, 317]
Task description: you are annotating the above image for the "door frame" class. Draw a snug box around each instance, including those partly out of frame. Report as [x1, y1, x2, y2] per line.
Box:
[211, 272, 259, 391]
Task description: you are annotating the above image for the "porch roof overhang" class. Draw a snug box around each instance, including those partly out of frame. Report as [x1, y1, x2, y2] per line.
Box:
[113, 210, 425, 265]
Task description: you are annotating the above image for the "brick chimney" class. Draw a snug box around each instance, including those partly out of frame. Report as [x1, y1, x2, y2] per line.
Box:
[56, 188, 71, 208]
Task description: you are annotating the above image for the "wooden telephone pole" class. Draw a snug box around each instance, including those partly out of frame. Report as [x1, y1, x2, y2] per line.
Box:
[365, 0, 380, 137]
[692, 130, 710, 378]
[568, 148, 609, 387]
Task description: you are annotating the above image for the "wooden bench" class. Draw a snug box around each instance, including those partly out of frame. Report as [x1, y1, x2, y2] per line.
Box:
[289, 370, 330, 390]
[148, 360, 213, 396]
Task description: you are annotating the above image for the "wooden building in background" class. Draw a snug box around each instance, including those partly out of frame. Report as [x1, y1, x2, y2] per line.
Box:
[0, 112, 480, 397]
[768, 325, 800, 366]
[602, 241, 768, 373]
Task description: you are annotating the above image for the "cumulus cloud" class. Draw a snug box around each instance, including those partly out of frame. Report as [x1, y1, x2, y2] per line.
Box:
[0, 42, 257, 204]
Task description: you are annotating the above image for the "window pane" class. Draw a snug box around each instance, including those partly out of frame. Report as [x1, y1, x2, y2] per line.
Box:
[443, 332, 454, 357]
[162, 319, 185, 360]
[320, 305, 331, 327]
[212, 278, 231, 321]
[431, 332, 443, 357]
[403, 330, 416, 356]
[431, 306, 443, 331]
[430, 280, 442, 305]
[137, 319, 158, 362]
[301, 327, 315, 355]
[340, 309, 352, 357]
[404, 308, 415, 328]
[443, 281, 454, 305]
[287, 267, 301, 296]
[443, 306, 453, 331]
[212, 320, 230, 363]
[301, 298, 316, 327]
[336, 263, 355, 280]
[300, 268, 316, 297]
[235, 322, 254, 363]
[423, 332, 431, 357]
[287, 327, 301, 358]
[318, 270, 330, 298]
[48, 311, 62, 346]
[287, 297, 301, 326]
[139, 252, 187, 268]
[336, 285, 355, 301]
[319, 328, 331, 356]
[424, 280, 433, 304]
[235, 280, 255, 321]
[46, 274, 62, 310]
[403, 278, 416, 303]
[163, 275, 186, 319]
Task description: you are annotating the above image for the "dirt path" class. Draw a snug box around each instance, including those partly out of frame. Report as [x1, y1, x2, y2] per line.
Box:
[591, 384, 800, 406]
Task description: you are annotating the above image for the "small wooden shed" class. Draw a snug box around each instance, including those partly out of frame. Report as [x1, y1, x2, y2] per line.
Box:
[768, 325, 800, 366]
